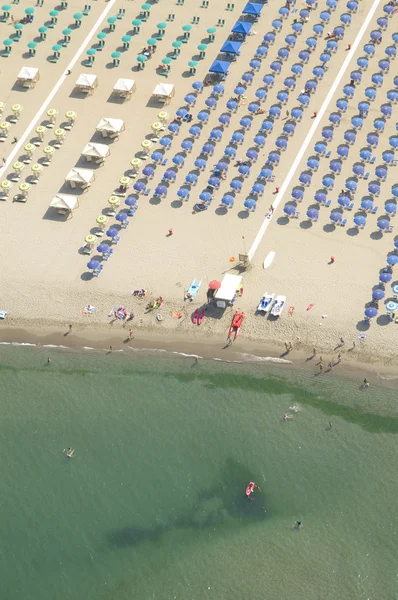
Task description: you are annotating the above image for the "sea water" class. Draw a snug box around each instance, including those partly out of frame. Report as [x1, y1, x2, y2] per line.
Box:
[1, 345, 397, 600]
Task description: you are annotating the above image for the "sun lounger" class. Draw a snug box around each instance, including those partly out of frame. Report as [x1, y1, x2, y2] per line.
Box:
[370, 205, 378, 214]
[325, 199, 331, 207]
[194, 202, 208, 211]
[271, 295, 286, 317]
[347, 202, 354, 210]
[292, 211, 300, 218]
[257, 292, 274, 313]
[340, 218, 347, 227]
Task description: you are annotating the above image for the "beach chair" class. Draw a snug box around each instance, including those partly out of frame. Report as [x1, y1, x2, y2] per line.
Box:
[82, 244, 92, 255]
[387, 225, 394, 233]
[370, 156, 376, 164]
[370, 205, 378, 214]
[325, 150, 331, 158]
[292, 211, 300, 218]
[364, 172, 370, 180]
[194, 202, 208, 211]
[112, 235, 120, 244]
[103, 249, 113, 260]
[143, 188, 150, 196]
[340, 218, 347, 227]
[121, 219, 129, 228]
[186, 278, 202, 299]
[325, 199, 331, 207]
[257, 292, 274, 313]
[347, 202, 354, 211]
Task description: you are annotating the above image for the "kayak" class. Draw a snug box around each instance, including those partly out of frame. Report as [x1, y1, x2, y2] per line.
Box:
[245, 481, 255, 496]
[228, 311, 245, 340]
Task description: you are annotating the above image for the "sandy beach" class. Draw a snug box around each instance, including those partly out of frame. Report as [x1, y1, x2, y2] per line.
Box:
[0, 0, 398, 371]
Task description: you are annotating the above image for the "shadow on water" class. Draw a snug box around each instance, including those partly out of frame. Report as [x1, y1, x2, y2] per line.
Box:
[106, 458, 267, 549]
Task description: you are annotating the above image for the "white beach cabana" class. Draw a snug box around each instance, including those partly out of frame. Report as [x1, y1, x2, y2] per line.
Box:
[96, 118, 125, 139]
[50, 194, 79, 218]
[214, 274, 243, 308]
[65, 167, 95, 189]
[16, 67, 40, 89]
[75, 73, 98, 95]
[152, 83, 175, 105]
[112, 78, 136, 100]
[81, 142, 110, 164]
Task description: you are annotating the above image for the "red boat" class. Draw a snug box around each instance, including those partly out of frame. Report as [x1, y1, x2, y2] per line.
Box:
[228, 311, 245, 340]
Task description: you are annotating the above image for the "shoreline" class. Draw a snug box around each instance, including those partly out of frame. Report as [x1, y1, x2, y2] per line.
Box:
[1, 319, 397, 388]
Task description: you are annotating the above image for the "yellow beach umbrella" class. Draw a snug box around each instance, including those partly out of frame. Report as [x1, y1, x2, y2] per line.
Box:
[158, 111, 169, 121]
[152, 121, 163, 131]
[24, 143, 35, 154]
[130, 157, 142, 168]
[141, 139, 152, 149]
[19, 182, 30, 193]
[85, 234, 97, 244]
[0, 121, 10, 131]
[46, 108, 57, 125]
[1, 180, 12, 190]
[35, 125, 46, 139]
[12, 161, 24, 172]
[65, 110, 77, 121]
[119, 176, 130, 185]
[31, 163, 43, 177]
[96, 215, 108, 225]
[43, 145, 55, 155]
[108, 195, 120, 206]
[12, 103, 22, 116]
[54, 128, 65, 138]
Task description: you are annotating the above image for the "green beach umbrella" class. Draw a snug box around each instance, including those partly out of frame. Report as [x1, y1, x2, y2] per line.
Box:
[207, 27, 216, 34]
[52, 44, 62, 52]
[63, 28, 72, 35]
[14, 22, 24, 30]
[132, 19, 142, 26]
[147, 37, 157, 46]
[162, 57, 172, 65]
[182, 24, 192, 32]
[3, 38, 13, 45]
[25, 7, 34, 14]
[73, 12, 83, 19]
[157, 22, 166, 29]
[2, 4, 11, 10]
[38, 26, 47, 33]
[121, 34, 132, 42]
[172, 40, 182, 48]
[198, 43, 208, 51]
[97, 31, 107, 39]
[141, 3, 151, 10]
[111, 50, 121, 58]
[188, 60, 198, 67]
[27, 41, 37, 48]
[87, 48, 96, 55]
[137, 53, 147, 62]
[107, 16, 117, 24]
[49, 10, 59, 16]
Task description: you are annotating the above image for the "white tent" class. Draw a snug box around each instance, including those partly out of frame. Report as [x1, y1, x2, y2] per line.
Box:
[214, 274, 242, 308]
[96, 118, 125, 137]
[81, 142, 110, 162]
[50, 194, 79, 217]
[75, 73, 98, 95]
[152, 83, 175, 104]
[16, 67, 40, 88]
[65, 167, 95, 188]
[113, 78, 136, 99]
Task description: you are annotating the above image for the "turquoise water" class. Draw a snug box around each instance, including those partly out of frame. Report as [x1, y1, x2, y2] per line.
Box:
[1, 346, 397, 600]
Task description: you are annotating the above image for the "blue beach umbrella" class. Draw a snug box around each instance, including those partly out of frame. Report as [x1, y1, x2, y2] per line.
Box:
[314, 141, 327, 154]
[378, 219, 390, 230]
[329, 113, 341, 125]
[151, 151, 163, 162]
[284, 77, 296, 90]
[327, 40, 338, 52]
[306, 37, 317, 48]
[364, 307, 377, 318]
[256, 45, 268, 55]
[142, 165, 154, 177]
[192, 81, 203, 91]
[242, 72, 253, 83]
[351, 116, 363, 129]
[346, 179, 357, 191]
[189, 125, 201, 137]
[358, 101, 370, 114]
[364, 43, 375, 55]
[230, 179, 242, 191]
[387, 254, 398, 265]
[376, 166, 387, 179]
[246, 149, 258, 160]
[320, 10, 331, 21]
[292, 22, 303, 33]
[176, 107, 188, 118]
[315, 191, 327, 203]
[285, 34, 296, 47]
[298, 50, 310, 62]
[252, 183, 264, 194]
[357, 57, 368, 69]
[268, 151, 280, 163]
[177, 188, 189, 199]
[172, 154, 185, 166]
[361, 198, 373, 210]
[133, 181, 146, 192]
[284, 122, 295, 135]
[323, 175, 334, 188]
[270, 60, 282, 72]
[181, 139, 193, 152]
[338, 194, 350, 207]
[368, 182, 380, 195]
[340, 13, 351, 24]
[379, 59, 390, 72]
[106, 227, 119, 238]
[125, 196, 137, 207]
[97, 243, 110, 253]
[201, 143, 214, 155]
[343, 85, 355, 97]
[277, 91, 289, 103]
[263, 74, 275, 86]
[371, 30, 382, 41]
[250, 59, 261, 70]
[226, 100, 238, 111]
[155, 185, 168, 196]
[291, 107, 303, 120]
[386, 202, 397, 214]
[284, 203, 296, 216]
[330, 211, 343, 223]
[353, 163, 365, 176]
[260, 167, 273, 179]
[313, 24, 324, 35]
[222, 195, 234, 207]
[248, 102, 260, 114]
[272, 19, 282, 29]
[87, 259, 100, 270]
[333, 26, 345, 37]
[354, 215, 366, 227]
[390, 136, 398, 148]
[367, 133, 379, 146]
[344, 131, 356, 144]
[208, 175, 220, 187]
[374, 118, 385, 131]
[313, 66, 325, 79]
[320, 52, 331, 63]
[254, 135, 266, 147]
[278, 48, 289, 60]
[263, 32, 275, 43]
[292, 188, 303, 200]
[160, 136, 172, 147]
[197, 111, 209, 122]
[387, 90, 398, 103]
[209, 129, 222, 141]
[360, 148, 372, 161]
[386, 45, 396, 57]
[219, 114, 230, 125]
[276, 137, 287, 150]
[299, 172, 311, 185]
[163, 169, 176, 180]
[269, 105, 281, 117]
[336, 98, 348, 111]
[168, 123, 180, 134]
[322, 127, 334, 140]
[244, 198, 256, 210]
[115, 212, 127, 223]
[291, 63, 302, 75]
[330, 159, 342, 173]
[307, 157, 319, 170]
[380, 271, 392, 283]
[233, 131, 245, 142]
[238, 164, 250, 176]
[184, 94, 196, 105]
[337, 144, 349, 158]
[194, 158, 206, 169]
[298, 94, 310, 105]
[185, 173, 197, 184]
[255, 88, 267, 100]
[205, 97, 217, 109]
[307, 208, 319, 220]
[199, 191, 212, 202]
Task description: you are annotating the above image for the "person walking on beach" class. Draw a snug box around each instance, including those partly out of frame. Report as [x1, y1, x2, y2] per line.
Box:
[129, 329, 134, 339]
[337, 353, 342, 363]
[339, 337, 345, 346]
[319, 363, 324, 372]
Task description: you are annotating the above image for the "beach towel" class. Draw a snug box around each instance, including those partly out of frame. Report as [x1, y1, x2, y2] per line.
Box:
[84, 305, 95, 314]
[306, 304, 315, 311]
[172, 312, 182, 319]
[288, 306, 295, 316]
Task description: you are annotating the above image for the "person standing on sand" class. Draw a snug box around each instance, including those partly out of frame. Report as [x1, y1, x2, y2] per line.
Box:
[129, 329, 134, 339]
[363, 378, 369, 388]
[69, 324, 72, 332]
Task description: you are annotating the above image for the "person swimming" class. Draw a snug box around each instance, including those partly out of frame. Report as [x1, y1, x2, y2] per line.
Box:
[284, 413, 293, 421]
[66, 448, 74, 458]
[245, 481, 261, 500]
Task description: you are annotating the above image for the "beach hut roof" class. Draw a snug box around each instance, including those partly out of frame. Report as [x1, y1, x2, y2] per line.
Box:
[17, 66, 39, 80]
[96, 118, 125, 133]
[81, 142, 110, 158]
[50, 194, 78, 210]
[152, 83, 175, 97]
[65, 167, 95, 184]
[232, 21, 252, 34]
[242, 2, 263, 15]
[220, 40, 242, 54]
[113, 78, 135, 92]
[75, 73, 98, 88]
[209, 60, 230, 74]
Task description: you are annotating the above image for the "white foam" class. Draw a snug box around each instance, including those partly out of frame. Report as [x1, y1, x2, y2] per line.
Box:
[237, 353, 293, 365]
[43, 344, 68, 349]
[172, 352, 203, 359]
